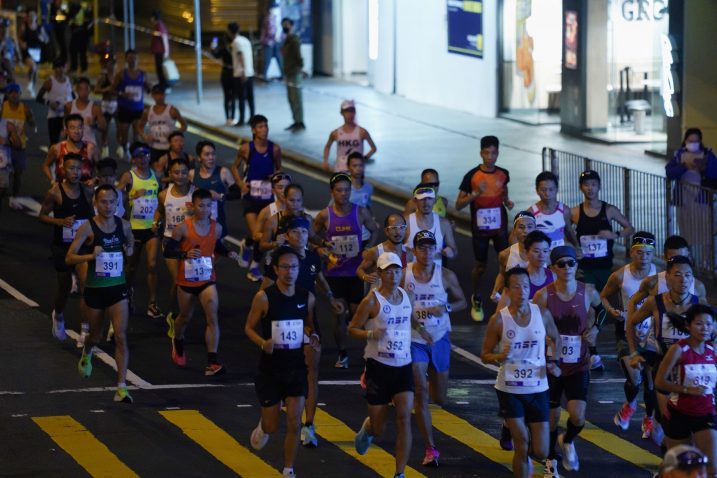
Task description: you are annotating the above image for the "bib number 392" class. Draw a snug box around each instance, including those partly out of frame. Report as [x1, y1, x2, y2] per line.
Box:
[504, 360, 541, 387]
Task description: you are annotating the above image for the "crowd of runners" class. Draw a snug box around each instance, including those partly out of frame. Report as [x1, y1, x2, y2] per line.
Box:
[0, 49, 714, 478]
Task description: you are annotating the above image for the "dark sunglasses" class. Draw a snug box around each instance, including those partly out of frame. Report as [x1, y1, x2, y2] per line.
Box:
[675, 450, 709, 468]
[271, 173, 292, 183]
[632, 237, 656, 247]
[555, 259, 577, 268]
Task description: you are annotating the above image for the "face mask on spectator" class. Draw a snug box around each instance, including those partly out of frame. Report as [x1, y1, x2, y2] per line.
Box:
[686, 141, 701, 153]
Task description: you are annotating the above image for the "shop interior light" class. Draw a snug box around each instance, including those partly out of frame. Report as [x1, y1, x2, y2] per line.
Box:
[368, 0, 379, 60]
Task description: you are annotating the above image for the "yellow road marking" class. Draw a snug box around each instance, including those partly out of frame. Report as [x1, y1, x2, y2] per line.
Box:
[159, 410, 281, 477]
[431, 408, 549, 477]
[559, 410, 660, 472]
[32, 415, 139, 477]
[313, 408, 426, 478]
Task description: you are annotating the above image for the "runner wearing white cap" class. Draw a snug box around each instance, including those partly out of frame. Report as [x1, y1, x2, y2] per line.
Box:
[405, 184, 456, 266]
[322, 99, 377, 172]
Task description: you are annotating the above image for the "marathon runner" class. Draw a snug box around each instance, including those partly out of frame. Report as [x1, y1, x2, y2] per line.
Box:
[155, 157, 194, 326]
[655, 304, 717, 475]
[153, 131, 196, 186]
[490, 211, 536, 303]
[254, 171, 291, 253]
[260, 215, 345, 448]
[164, 188, 239, 376]
[403, 230, 466, 467]
[43, 113, 97, 185]
[244, 246, 320, 478]
[112, 49, 150, 159]
[495, 230, 554, 310]
[94, 56, 117, 157]
[0, 83, 32, 210]
[139, 84, 187, 164]
[403, 169, 450, 218]
[571, 169, 634, 370]
[349, 252, 413, 478]
[357, 213, 409, 286]
[231, 114, 281, 281]
[116, 142, 162, 318]
[36, 57, 72, 145]
[529, 171, 577, 249]
[625, 255, 704, 443]
[95, 157, 125, 217]
[312, 172, 378, 369]
[405, 184, 456, 265]
[347, 152, 373, 210]
[533, 246, 603, 475]
[259, 183, 316, 257]
[38, 154, 93, 343]
[600, 232, 659, 436]
[64, 76, 106, 147]
[481, 267, 561, 478]
[456, 135, 514, 321]
[322, 99, 377, 172]
[65, 184, 135, 403]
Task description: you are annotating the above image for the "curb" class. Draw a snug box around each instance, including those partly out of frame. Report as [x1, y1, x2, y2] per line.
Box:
[182, 112, 474, 230]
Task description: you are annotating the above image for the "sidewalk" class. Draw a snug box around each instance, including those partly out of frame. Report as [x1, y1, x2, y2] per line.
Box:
[165, 69, 667, 214]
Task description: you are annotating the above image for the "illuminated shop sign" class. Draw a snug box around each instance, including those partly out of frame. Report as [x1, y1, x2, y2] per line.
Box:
[660, 34, 679, 117]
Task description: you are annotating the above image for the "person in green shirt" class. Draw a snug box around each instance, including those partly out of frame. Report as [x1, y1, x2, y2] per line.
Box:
[281, 18, 304, 131]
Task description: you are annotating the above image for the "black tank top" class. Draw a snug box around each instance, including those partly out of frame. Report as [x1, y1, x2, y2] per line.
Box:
[260, 285, 308, 371]
[576, 201, 613, 269]
[85, 216, 127, 288]
[53, 182, 92, 245]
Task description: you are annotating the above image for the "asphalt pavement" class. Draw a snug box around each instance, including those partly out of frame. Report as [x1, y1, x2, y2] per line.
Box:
[0, 102, 660, 477]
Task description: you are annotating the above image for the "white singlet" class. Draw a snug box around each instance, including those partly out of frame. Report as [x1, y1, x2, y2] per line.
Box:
[404, 262, 450, 344]
[364, 287, 413, 367]
[334, 125, 362, 172]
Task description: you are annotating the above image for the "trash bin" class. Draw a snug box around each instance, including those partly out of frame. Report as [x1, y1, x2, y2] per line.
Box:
[626, 100, 651, 135]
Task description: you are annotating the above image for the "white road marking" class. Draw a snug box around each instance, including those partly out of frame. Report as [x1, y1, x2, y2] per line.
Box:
[11, 413, 27, 417]
[0, 390, 25, 395]
[89, 409, 105, 413]
[236, 404, 252, 408]
[66, 329, 152, 388]
[0, 278, 39, 307]
[451, 344, 499, 372]
[164, 406, 181, 410]
[455, 401, 470, 405]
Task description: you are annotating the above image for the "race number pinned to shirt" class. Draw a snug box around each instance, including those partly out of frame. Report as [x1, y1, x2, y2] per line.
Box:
[683, 363, 717, 390]
[476, 207, 501, 231]
[271, 319, 303, 350]
[249, 180, 272, 200]
[95, 251, 123, 277]
[559, 335, 582, 364]
[378, 329, 410, 359]
[661, 314, 690, 345]
[62, 219, 87, 243]
[131, 197, 158, 220]
[414, 300, 440, 328]
[504, 359, 541, 387]
[580, 235, 608, 258]
[331, 235, 360, 258]
[184, 257, 212, 282]
[124, 85, 143, 102]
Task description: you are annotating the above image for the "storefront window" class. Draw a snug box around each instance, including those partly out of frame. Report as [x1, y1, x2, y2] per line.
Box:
[595, 0, 669, 150]
[499, 0, 562, 125]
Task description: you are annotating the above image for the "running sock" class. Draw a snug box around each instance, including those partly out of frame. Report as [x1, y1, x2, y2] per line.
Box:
[548, 429, 558, 459]
[624, 380, 639, 404]
[589, 346, 598, 355]
[282, 468, 293, 476]
[644, 387, 657, 417]
[208, 352, 218, 364]
[563, 420, 584, 443]
[173, 338, 185, 356]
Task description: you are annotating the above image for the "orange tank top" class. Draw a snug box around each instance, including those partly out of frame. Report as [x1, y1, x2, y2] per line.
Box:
[176, 217, 217, 287]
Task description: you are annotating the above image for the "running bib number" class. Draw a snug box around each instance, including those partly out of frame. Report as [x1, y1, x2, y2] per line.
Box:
[476, 207, 501, 231]
[28, 48, 41, 63]
[166, 203, 191, 230]
[183, 257, 212, 282]
[124, 85, 143, 102]
[131, 197, 158, 220]
[634, 318, 651, 344]
[378, 329, 410, 359]
[684, 363, 717, 390]
[559, 335, 582, 364]
[550, 238, 565, 248]
[504, 360, 541, 387]
[661, 313, 690, 344]
[101, 100, 118, 115]
[580, 235, 608, 258]
[62, 219, 87, 243]
[414, 300, 440, 328]
[95, 252, 123, 277]
[150, 123, 171, 146]
[271, 319, 303, 350]
[331, 235, 360, 258]
[249, 180, 272, 200]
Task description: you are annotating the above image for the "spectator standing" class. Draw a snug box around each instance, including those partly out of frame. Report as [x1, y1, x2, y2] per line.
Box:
[67, 0, 90, 73]
[260, 2, 283, 81]
[211, 33, 235, 126]
[228, 22, 255, 126]
[150, 11, 169, 91]
[665, 127, 717, 260]
[281, 18, 304, 131]
[50, 0, 68, 63]
[20, 10, 48, 96]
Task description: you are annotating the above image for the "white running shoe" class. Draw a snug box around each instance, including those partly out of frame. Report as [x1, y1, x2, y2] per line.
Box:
[559, 433, 579, 471]
[543, 458, 559, 478]
[250, 420, 269, 450]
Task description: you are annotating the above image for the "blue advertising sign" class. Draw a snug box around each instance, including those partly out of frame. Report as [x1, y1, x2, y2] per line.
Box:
[447, 0, 484, 58]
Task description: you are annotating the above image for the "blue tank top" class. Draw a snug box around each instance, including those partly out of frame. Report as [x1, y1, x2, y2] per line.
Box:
[325, 204, 362, 277]
[244, 140, 275, 202]
[117, 69, 145, 112]
[193, 167, 227, 235]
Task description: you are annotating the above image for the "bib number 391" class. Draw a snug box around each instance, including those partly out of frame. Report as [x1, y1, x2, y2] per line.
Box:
[95, 252, 123, 277]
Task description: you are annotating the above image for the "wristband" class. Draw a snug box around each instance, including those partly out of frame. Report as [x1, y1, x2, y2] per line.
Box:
[367, 330, 373, 340]
[260, 339, 265, 350]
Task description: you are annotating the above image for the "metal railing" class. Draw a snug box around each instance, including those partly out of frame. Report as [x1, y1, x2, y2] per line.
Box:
[542, 147, 717, 278]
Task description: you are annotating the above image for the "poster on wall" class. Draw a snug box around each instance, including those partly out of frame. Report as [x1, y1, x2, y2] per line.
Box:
[280, 0, 312, 44]
[515, 0, 535, 104]
[564, 10, 578, 70]
[447, 0, 484, 58]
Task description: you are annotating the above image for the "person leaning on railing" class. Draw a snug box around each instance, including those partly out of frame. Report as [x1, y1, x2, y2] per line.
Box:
[665, 127, 717, 190]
